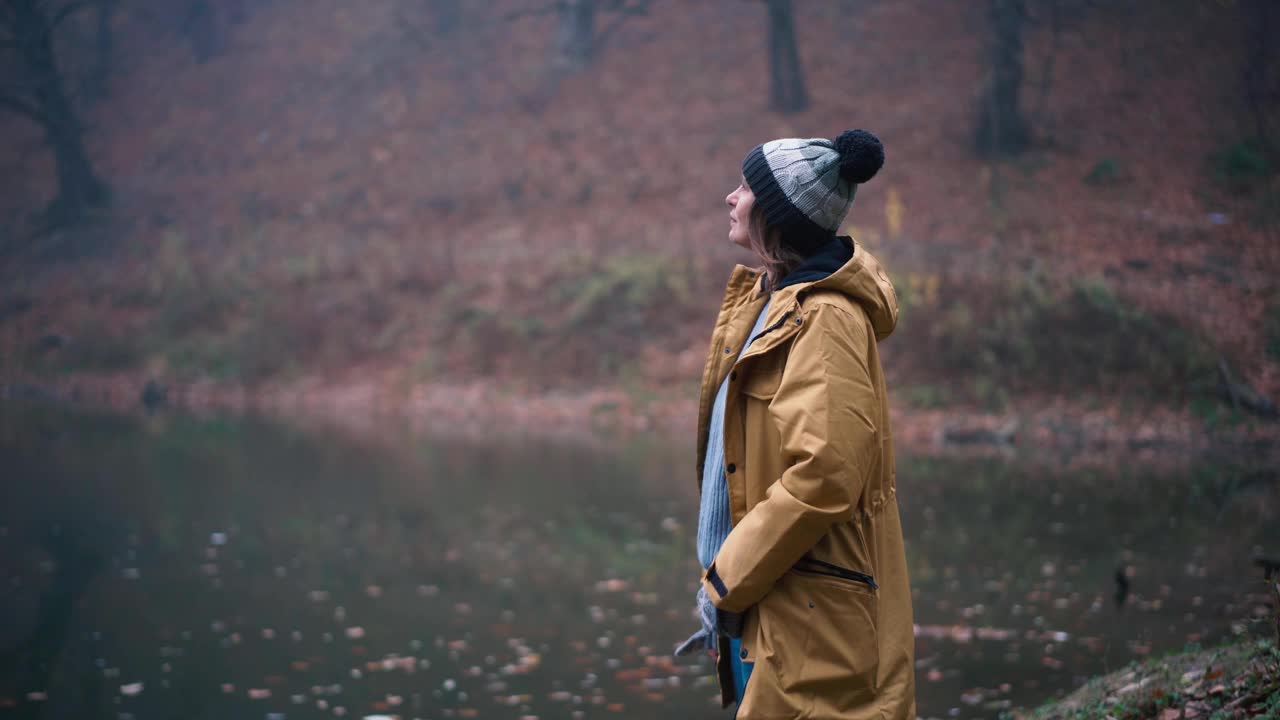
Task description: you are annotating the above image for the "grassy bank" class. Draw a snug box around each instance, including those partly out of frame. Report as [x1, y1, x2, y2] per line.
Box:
[1, 231, 1246, 427]
[2, 0, 1277, 424]
[889, 266, 1219, 412]
[1020, 638, 1279, 720]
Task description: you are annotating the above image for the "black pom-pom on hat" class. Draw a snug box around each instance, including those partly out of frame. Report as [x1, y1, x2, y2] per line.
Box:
[833, 129, 884, 184]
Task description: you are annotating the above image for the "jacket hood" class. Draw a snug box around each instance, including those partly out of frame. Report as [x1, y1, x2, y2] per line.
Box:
[776, 236, 899, 340]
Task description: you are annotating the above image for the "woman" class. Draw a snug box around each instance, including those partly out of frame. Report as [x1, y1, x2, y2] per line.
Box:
[675, 129, 915, 720]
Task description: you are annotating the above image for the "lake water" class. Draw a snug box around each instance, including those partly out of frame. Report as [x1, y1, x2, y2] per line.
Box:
[1, 403, 1276, 719]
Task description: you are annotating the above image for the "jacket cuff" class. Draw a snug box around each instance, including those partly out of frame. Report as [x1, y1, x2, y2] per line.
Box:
[700, 563, 731, 607]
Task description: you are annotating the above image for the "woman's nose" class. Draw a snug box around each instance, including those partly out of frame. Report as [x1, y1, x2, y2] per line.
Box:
[725, 191, 735, 206]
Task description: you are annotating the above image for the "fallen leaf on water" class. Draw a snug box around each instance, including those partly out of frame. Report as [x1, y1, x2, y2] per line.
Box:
[615, 668, 651, 681]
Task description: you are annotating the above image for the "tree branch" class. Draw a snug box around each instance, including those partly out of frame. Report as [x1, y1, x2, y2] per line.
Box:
[48, 0, 95, 32]
[594, 0, 653, 55]
[0, 91, 48, 126]
[503, 3, 561, 22]
[0, 79, 41, 95]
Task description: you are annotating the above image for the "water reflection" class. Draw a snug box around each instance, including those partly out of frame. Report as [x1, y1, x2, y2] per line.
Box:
[0, 405, 1275, 719]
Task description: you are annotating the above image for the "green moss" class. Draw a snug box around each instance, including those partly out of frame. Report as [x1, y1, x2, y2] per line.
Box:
[1083, 157, 1123, 186]
[561, 251, 691, 330]
[916, 272, 1216, 406]
[1020, 639, 1279, 720]
[899, 384, 954, 409]
[1266, 300, 1280, 363]
[1209, 138, 1275, 190]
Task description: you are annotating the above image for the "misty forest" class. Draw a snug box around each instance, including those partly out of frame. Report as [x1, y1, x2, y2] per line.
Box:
[1, 1, 1279, 719]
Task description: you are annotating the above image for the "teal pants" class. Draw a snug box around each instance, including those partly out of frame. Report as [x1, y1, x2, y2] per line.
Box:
[729, 637, 754, 707]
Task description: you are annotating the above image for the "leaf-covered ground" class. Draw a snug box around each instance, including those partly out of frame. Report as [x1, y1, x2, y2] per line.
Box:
[2, 0, 1278, 435]
[1020, 639, 1280, 720]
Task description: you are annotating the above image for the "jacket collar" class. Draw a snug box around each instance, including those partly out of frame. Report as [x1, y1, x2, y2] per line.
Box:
[773, 236, 855, 291]
[723, 235, 899, 359]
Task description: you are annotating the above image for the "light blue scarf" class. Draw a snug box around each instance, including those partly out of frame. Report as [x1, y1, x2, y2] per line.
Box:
[696, 300, 772, 568]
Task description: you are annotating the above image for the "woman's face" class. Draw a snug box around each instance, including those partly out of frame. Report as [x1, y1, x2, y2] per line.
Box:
[725, 176, 755, 249]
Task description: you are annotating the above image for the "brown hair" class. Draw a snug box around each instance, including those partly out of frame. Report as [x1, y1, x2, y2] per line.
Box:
[747, 202, 805, 295]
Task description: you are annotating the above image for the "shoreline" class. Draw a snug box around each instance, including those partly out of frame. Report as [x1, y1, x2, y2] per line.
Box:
[1017, 637, 1278, 720]
[4, 371, 1277, 465]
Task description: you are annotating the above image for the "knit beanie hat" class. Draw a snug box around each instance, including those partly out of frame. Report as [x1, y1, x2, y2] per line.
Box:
[741, 128, 884, 256]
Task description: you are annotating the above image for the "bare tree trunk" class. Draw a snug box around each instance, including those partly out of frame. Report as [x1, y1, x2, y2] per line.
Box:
[46, 104, 107, 220]
[975, 0, 1030, 156]
[85, 0, 117, 102]
[184, 0, 221, 62]
[556, 0, 595, 72]
[434, 0, 461, 36]
[4, 0, 109, 223]
[225, 0, 247, 26]
[1031, 0, 1060, 129]
[1242, 0, 1279, 153]
[765, 0, 808, 114]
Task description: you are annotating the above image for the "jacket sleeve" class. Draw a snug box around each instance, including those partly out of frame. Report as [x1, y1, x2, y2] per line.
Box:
[700, 302, 879, 613]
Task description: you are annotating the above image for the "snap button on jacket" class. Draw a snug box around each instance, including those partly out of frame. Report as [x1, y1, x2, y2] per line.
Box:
[694, 240, 915, 720]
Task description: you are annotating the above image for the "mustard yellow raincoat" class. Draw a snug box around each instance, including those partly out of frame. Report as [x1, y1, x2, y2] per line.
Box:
[695, 238, 915, 720]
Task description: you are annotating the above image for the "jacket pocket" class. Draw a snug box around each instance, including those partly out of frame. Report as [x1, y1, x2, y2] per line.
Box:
[748, 570, 880, 717]
[798, 572, 880, 714]
[740, 357, 783, 400]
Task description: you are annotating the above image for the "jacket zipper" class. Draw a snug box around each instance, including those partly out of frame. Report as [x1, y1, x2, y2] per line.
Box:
[794, 558, 878, 590]
[748, 310, 794, 345]
[748, 312, 790, 344]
